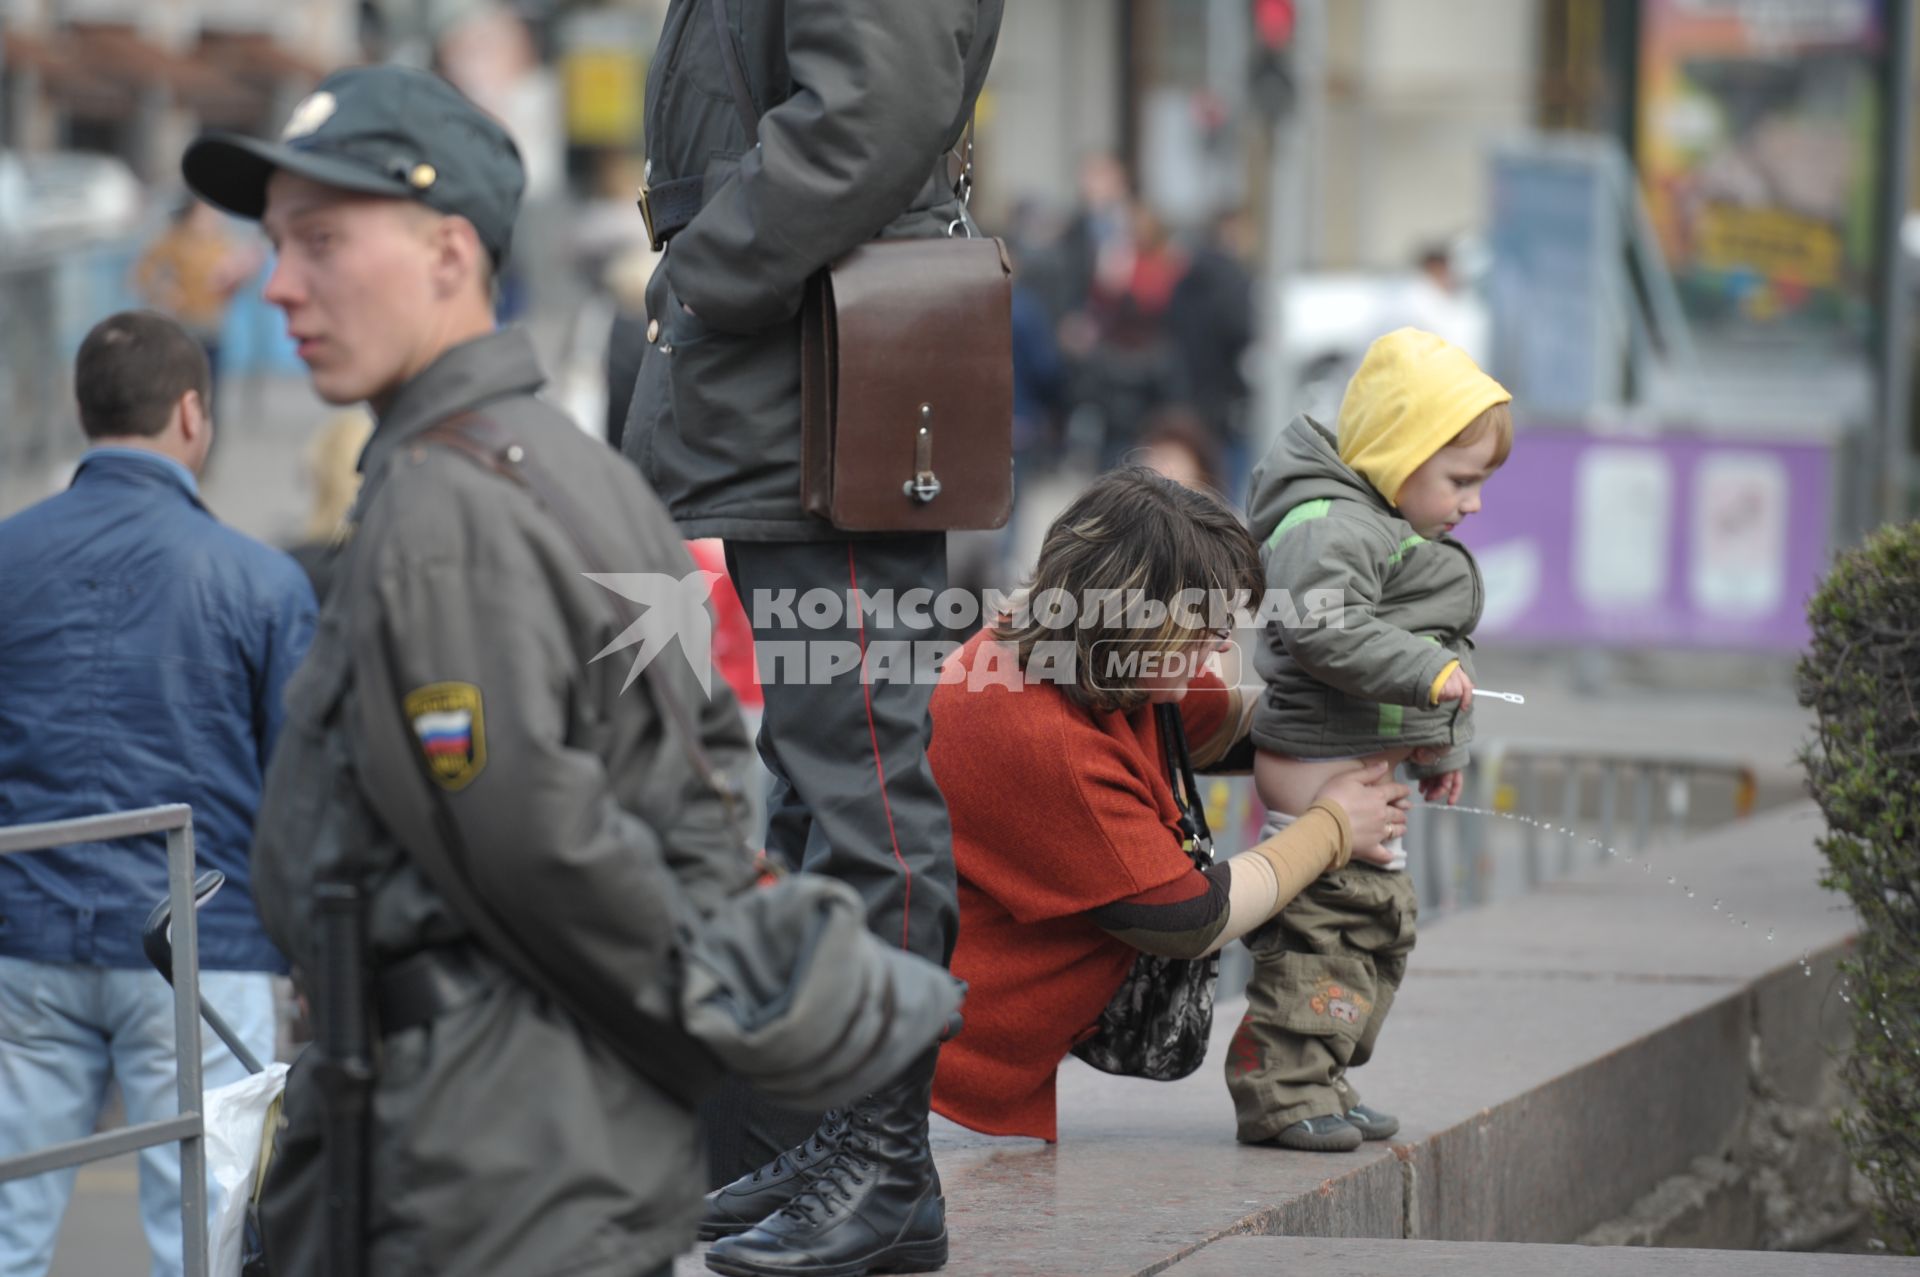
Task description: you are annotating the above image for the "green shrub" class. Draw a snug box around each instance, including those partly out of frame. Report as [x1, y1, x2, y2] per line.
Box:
[1798, 521, 1920, 1255]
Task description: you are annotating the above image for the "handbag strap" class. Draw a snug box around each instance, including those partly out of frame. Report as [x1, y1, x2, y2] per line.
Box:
[1153, 703, 1213, 862]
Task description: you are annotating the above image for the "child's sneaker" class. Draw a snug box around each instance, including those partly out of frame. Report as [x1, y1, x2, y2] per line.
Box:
[1269, 1114, 1364, 1152]
[1343, 1104, 1400, 1141]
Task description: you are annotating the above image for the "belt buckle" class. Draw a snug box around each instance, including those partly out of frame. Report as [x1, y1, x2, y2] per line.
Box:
[637, 159, 665, 252]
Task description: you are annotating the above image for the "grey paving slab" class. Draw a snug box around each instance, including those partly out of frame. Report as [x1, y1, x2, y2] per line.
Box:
[1163, 1236, 1920, 1276]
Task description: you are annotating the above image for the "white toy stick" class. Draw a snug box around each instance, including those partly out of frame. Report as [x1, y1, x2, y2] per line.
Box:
[1474, 689, 1526, 705]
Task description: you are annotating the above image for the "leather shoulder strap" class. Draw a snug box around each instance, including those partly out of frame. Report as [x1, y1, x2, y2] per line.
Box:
[706, 0, 760, 144]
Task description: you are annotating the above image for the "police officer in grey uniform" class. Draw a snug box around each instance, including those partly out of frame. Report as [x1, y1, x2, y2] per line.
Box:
[624, 3, 1004, 1271]
[183, 66, 760, 1277]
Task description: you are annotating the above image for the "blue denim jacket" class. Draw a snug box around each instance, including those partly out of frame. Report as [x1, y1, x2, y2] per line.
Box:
[0, 450, 316, 970]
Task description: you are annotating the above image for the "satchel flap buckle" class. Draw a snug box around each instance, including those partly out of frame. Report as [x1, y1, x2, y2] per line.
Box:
[904, 404, 942, 504]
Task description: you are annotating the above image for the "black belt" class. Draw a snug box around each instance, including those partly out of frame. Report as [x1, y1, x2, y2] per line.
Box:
[638, 174, 705, 251]
[374, 945, 501, 1037]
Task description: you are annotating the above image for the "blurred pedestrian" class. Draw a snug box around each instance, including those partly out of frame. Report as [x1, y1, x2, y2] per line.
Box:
[1390, 242, 1490, 365]
[1167, 208, 1257, 488]
[0, 310, 313, 1277]
[1074, 204, 1189, 467]
[620, 1, 1003, 1272]
[284, 409, 372, 599]
[1137, 406, 1225, 497]
[133, 199, 262, 413]
[183, 64, 763, 1277]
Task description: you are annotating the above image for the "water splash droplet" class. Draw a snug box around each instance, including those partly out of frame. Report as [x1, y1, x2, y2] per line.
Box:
[1767, 928, 1775, 941]
[1711, 899, 1721, 911]
[1667, 876, 1676, 885]
[1685, 888, 1695, 899]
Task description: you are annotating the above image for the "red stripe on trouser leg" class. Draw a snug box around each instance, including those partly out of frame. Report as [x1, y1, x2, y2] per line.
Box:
[848, 541, 914, 950]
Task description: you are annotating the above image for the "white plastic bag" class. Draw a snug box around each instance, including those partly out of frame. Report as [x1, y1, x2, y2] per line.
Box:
[204, 1062, 289, 1277]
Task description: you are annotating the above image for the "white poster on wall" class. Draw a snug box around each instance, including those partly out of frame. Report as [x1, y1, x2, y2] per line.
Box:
[1689, 452, 1789, 620]
[1574, 447, 1673, 611]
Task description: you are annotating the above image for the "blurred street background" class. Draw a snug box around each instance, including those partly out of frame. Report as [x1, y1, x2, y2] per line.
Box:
[4, 0, 1916, 1269]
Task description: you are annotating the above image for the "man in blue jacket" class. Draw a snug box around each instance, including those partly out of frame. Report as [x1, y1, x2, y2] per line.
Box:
[0, 310, 317, 1277]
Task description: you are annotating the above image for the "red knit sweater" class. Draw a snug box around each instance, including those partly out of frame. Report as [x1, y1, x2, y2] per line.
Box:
[927, 631, 1229, 1141]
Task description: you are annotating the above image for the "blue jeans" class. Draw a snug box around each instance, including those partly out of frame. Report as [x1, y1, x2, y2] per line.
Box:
[0, 957, 275, 1277]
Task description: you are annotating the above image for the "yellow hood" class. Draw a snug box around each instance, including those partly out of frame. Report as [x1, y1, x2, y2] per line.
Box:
[1336, 328, 1510, 505]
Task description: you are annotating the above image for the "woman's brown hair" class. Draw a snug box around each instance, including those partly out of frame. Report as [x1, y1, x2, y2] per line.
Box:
[996, 467, 1261, 714]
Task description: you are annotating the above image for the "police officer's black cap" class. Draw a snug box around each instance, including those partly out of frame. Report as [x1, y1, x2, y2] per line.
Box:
[182, 65, 525, 265]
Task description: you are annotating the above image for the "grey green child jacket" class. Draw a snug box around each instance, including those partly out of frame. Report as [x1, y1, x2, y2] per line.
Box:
[1247, 415, 1482, 774]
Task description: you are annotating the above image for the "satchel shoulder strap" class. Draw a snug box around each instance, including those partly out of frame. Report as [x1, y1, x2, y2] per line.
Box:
[705, 0, 761, 145]
[702, 0, 978, 205]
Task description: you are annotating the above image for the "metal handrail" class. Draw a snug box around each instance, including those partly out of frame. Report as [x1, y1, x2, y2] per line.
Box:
[0, 804, 209, 1277]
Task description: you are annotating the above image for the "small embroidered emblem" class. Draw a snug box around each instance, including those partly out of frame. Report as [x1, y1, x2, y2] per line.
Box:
[404, 682, 486, 791]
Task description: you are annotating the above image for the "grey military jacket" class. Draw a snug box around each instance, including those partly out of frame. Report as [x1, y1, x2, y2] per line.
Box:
[1246, 415, 1483, 774]
[622, 0, 1005, 540]
[251, 330, 758, 1277]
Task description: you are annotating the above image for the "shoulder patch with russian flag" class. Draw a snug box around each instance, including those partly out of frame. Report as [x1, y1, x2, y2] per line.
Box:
[403, 682, 486, 791]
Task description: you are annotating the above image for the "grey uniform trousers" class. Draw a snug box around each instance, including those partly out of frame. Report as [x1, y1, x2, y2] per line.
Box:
[707, 536, 958, 1183]
[724, 535, 958, 964]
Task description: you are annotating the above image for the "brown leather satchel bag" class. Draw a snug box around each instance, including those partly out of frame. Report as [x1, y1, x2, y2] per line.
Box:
[801, 236, 1015, 531]
[690, 0, 1014, 531]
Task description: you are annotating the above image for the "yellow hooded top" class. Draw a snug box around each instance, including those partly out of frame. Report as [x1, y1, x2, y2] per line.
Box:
[1336, 328, 1511, 506]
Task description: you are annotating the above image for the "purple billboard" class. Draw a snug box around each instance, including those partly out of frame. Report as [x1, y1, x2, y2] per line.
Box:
[1455, 429, 1832, 651]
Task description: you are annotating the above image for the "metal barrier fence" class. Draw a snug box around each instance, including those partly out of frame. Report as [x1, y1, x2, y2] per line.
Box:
[0, 805, 210, 1277]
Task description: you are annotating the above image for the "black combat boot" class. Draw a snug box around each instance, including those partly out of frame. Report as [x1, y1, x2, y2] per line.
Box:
[700, 1110, 852, 1241]
[703, 1053, 946, 1277]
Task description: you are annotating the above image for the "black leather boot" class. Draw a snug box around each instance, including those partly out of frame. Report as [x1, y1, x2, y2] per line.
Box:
[703, 1054, 946, 1277]
[700, 1110, 852, 1241]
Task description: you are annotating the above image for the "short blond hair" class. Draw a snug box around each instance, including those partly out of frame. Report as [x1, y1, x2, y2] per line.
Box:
[1450, 400, 1513, 469]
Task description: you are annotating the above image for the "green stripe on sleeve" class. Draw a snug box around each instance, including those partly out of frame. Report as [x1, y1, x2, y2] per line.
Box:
[1264, 498, 1333, 549]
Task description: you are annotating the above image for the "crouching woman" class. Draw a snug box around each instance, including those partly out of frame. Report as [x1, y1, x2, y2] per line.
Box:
[928, 468, 1408, 1140]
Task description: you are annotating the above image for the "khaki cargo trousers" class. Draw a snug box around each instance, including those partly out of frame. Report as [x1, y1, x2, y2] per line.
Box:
[1224, 860, 1417, 1143]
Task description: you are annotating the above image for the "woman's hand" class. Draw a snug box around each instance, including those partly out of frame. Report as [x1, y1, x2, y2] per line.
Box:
[1312, 761, 1411, 862]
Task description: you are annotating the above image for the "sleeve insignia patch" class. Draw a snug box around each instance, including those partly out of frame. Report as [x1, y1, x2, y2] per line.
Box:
[403, 682, 486, 791]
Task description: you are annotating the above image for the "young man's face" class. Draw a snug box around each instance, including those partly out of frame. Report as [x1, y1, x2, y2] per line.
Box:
[260, 171, 444, 408]
[1394, 430, 1502, 540]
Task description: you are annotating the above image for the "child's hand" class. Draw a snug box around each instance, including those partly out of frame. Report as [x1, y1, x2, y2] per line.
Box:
[1420, 770, 1464, 807]
[1436, 666, 1475, 710]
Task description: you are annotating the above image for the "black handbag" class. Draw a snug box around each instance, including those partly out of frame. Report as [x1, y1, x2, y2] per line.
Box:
[1070, 703, 1219, 1082]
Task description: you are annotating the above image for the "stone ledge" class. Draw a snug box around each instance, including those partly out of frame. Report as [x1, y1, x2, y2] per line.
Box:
[919, 803, 1859, 1276]
[1159, 1236, 1919, 1275]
